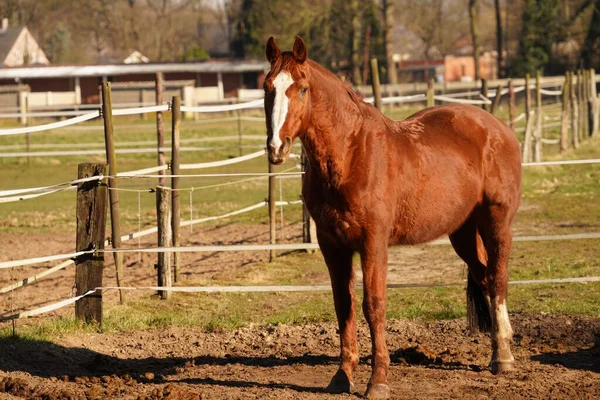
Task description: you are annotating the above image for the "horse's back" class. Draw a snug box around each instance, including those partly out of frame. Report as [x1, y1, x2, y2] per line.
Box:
[387, 104, 521, 243]
[403, 104, 521, 183]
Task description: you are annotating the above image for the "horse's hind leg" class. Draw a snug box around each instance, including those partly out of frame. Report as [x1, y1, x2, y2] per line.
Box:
[449, 214, 492, 334]
[480, 203, 515, 374]
[318, 231, 358, 394]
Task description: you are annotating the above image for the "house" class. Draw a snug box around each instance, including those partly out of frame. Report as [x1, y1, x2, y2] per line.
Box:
[0, 59, 269, 114]
[0, 18, 49, 67]
[395, 53, 498, 83]
[123, 51, 150, 64]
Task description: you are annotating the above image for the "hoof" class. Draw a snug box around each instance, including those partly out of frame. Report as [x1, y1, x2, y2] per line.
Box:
[364, 383, 391, 399]
[490, 360, 514, 374]
[326, 369, 354, 394]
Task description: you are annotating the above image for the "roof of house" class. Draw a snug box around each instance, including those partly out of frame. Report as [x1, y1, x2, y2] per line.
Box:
[0, 27, 24, 64]
[0, 59, 270, 80]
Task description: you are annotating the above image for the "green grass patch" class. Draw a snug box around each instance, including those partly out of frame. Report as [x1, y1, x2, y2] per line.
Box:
[4, 281, 599, 342]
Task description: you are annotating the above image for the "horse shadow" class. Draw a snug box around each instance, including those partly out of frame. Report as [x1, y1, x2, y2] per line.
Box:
[0, 335, 336, 394]
[0, 335, 484, 394]
[530, 335, 600, 373]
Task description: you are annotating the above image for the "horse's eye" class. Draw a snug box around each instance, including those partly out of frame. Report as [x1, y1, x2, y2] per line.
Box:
[299, 87, 308, 95]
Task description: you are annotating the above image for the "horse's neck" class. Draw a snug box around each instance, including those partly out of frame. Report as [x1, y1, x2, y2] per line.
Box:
[301, 69, 365, 187]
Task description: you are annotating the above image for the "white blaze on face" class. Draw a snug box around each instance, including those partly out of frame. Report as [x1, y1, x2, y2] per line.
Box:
[270, 71, 295, 152]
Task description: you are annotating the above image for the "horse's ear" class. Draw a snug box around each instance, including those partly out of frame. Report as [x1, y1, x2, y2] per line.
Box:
[266, 36, 280, 64]
[292, 36, 307, 64]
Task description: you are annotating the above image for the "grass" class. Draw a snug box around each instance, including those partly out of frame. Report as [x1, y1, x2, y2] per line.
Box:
[1, 102, 600, 341]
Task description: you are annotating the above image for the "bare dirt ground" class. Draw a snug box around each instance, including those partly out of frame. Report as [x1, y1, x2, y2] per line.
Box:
[0, 314, 599, 399]
[1, 224, 599, 399]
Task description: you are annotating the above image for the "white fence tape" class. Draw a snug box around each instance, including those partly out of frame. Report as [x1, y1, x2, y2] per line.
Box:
[434, 94, 491, 105]
[0, 111, 100, 136]
[540, 88, 563, 96]
[0, 250, 88, 270]
[0, 110, 92, 118]
[181, 201, 266, 228]
[0, 289, 96, 321]
[0, 146, 255, 158]
[2, 157, 599, 204]
[194, 116, 265, 124]
[522, 158, 600, 167]
[3, 275, 600, 321]
[0, 174, 103, 198]
[117, 172, 305, 179]
[180, 149, 265, 170]
[381, 94, 427, 104]
[275, 200, 303, 206]
[0, 187, 68, 203]
[0, 259, 73, 294]
[112, 104, 169, 116]
[513, 112, 527, 123]
[2, 232, 599, 271]
[181, 99, 264, 113]
[0, 200, 269, 293]
[117, 164, 169, 177]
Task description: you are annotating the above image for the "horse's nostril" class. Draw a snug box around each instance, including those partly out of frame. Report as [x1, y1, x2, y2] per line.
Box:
[268, 144, 276, 152]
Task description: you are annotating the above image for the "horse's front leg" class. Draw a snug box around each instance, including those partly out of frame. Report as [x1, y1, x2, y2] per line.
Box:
[318, 231, 358, 394]
[360, 232, 391, 399]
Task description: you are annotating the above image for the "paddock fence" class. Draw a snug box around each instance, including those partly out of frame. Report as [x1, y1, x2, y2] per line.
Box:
[0, 73, 599, 325]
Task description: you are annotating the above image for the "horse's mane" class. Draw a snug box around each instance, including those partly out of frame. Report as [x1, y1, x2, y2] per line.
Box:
[271, 53, 369, 113]
[306, 59, 368, 111]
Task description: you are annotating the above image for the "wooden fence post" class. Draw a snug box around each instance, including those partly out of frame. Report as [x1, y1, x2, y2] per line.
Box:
[577, 70, 585, 143]
[75, 163, 108, 325]
[370, 58, 382, 111]
[525, 73, 532, 131]
[427, 78, 435, 107]
[268, 161, 277, 262]
[301, 148, 317, 251]
[490, 84, 503, 115]
[508, 79, 515, 129]
[237, 98, 244, 157]
[534, 70, 543, 162]
[481, 79, 489, 112]
[586, 69, 594, 137]
[560, 71, 570, 153]
[101, 82, 126, 304]
[156, 72, 166, 187]
[171, 96, 181, 283]
[522, 110, 535, 163]
[156, 186, 172, 299]
[570, 71, 580, 149]
[590, 68, 599, 137]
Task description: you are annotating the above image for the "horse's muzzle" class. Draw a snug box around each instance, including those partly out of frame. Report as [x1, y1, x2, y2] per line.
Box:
[268, 136, 292, 165]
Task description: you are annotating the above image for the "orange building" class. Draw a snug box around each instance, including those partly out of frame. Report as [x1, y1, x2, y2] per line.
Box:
[397, 53, 498, 83]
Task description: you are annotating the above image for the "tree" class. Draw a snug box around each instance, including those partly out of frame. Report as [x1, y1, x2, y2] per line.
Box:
[395, 0, 470, 60]
[44, 25, 71, 63]
[469, 0, 481, 79]
[382, 0, 397, 84]
[510, 0, 562, 76]
[578, 0, 600, 68]
[494, 0, 505, 77]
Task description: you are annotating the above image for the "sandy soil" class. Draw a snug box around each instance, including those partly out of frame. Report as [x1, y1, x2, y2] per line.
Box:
[0, 314, 599, 399]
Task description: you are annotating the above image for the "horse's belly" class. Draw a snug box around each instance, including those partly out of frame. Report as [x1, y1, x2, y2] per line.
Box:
[393, 178, 482, 245]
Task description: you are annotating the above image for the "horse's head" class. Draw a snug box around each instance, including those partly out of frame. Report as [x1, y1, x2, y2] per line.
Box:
[264, 36, 311, 165]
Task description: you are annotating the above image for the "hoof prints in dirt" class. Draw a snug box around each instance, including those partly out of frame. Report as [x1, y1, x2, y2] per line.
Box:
[1, 314, 600, 399]
[0, 376, 202, 400]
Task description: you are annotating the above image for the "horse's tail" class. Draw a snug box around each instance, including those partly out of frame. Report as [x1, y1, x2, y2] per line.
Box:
[466, 272, 491, 334]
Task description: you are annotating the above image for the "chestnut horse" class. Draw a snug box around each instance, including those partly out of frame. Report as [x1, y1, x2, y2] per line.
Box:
[264, 36, 521, 399]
